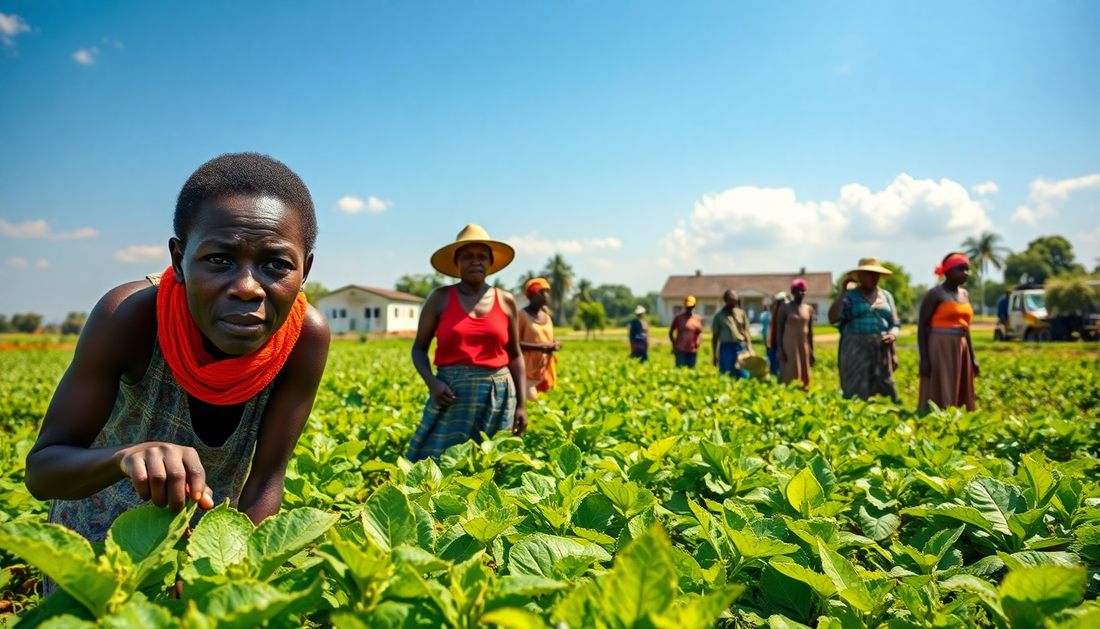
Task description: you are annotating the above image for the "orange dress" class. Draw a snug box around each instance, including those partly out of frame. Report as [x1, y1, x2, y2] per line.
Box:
[519, 309, 556, 393]
[919, 297, 975, 412]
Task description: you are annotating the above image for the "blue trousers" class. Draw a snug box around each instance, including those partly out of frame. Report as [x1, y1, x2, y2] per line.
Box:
[767, 346, 780, 377]
[675, 351, 698, 368]
[718, 342, 749, 379]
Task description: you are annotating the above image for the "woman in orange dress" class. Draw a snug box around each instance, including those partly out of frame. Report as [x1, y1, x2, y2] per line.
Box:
[519, 278, 561, 401]
[918, 253, 979, 412]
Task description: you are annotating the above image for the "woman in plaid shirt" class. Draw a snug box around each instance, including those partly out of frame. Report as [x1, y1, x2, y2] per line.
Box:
[828, 257, 901, 403]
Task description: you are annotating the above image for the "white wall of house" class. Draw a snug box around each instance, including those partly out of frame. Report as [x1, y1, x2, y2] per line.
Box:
[316, 291, 421, 334]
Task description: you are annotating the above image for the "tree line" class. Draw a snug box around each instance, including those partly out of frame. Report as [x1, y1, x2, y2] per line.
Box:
[0, 312, 87, 335]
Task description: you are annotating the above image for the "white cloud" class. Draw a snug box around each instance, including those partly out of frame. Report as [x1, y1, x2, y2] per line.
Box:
[114, 245, 166, 264]
[1011, 173, 1100, 225]
[72, 47, 98, 65]
[36, 258, 48, 268]
[0, 12, 30, 45]
[971, 181, 999, 195]
[506, 232, 622, 256]
[336, 195, 392, 214]
[6, 257, 29, 268]
[659, 173, 991, 265]
[0, 219, 99, 240]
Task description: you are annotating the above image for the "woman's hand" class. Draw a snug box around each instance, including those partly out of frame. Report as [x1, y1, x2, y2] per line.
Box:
[512, 407, 529, 436]
[973, 361, 981, 378]
[429, 378, 457, 408]
[882, 333, 896, 346]
[115, 442, 214, 512]
[891, 351, 899, 372]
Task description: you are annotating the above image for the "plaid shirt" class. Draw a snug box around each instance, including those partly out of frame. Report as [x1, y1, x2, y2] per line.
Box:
[839, 288, 900, 336]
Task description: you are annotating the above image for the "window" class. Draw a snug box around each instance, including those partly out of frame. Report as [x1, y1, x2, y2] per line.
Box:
[365, 308, 371, 318]
[374, 308, 381, 319]
[409, 308, 415, 318]
[339, 309, 347, 318]
[331, 309, 338, 319]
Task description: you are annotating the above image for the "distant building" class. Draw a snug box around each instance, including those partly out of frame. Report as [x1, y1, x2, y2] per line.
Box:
[316, 285, 424, 334]
[658, 270, 834, 325]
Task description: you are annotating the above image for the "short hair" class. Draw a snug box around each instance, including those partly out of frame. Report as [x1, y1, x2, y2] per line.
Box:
[174, 153, 317, 252]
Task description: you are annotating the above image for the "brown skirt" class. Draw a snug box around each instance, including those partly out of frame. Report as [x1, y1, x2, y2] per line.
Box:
[919, 329, 975, 412]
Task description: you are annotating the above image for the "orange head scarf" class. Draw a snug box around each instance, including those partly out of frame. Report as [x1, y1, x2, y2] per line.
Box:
[156, 265, 307, 406]
[525, 277, 551, 298]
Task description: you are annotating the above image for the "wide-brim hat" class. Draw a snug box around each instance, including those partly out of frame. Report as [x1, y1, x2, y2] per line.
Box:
[845, 256, 893, 281]
[634, 305, 647, 315]
[737, 354, 769, 379]
[430, 224, 515, 278]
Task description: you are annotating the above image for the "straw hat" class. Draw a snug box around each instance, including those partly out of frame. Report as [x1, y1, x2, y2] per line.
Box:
[845, 256, 893, 281]
[430, 224, 515, 278]
[684, 295, 697, 307]
[634, 305, 647, 315]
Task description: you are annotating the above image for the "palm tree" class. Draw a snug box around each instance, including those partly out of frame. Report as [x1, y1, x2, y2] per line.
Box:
[962, 231, 1011, 315]
[574, 278, 593, 304]
[540, 254, 575, 320]
[513, 269, 539, 297]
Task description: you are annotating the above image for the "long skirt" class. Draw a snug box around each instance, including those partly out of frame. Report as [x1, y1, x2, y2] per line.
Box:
[406, 365, 516, 462]
[919, 329, 976, 412]
[839, 332, 898, 402]
[780, 323, 812, 389]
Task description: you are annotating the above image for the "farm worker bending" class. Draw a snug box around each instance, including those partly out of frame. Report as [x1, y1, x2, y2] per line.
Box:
[711, 290, 752, 378]
[918, 253, 978, 412]
[828, 257, 900, 403]
[763, 292, 787, 377]
[519, 278, 561, 401]
[24, 153, 331, 550]
[776, 280, 815, 388]
[407, 224, 527, 462]
[669, 296, 704, 368]
[629, 305, 649, 362]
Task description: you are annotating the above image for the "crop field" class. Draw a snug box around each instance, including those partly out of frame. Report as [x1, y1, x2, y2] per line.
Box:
[0, 339, 1098, 628]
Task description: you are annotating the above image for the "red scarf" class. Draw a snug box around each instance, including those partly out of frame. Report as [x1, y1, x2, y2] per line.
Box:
[156, 266, 307, 405]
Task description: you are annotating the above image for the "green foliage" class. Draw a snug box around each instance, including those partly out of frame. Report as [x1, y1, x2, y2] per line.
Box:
[59, 313, 87, 336]
[302, 281, 329, 305]
[1005, 235, 1086, 285]
[394, 273, 447, 299]
[1045, 276, 1099, 315]
[879, 261, 916, 319]
[10, 313, 44, 334]
[576, 302, 607, 337]
[1, 340, 1099, 627]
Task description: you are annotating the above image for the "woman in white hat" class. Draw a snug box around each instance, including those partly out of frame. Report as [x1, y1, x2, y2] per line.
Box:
[827, 257, 901, 402]
[629, 305, 649, 362]
[407, 225, 526, 461]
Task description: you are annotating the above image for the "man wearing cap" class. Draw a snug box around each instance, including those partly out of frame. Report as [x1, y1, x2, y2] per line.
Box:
[669, 296, 704, 368]
[628, 305, 649, 362]
[711, 290, 753, 378]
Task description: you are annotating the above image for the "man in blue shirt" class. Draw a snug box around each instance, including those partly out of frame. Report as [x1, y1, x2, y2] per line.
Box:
[628, 305, 649, 362]
[997, 290, 1011, 325]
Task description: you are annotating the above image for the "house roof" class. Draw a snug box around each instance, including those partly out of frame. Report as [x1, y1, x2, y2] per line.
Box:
[320, 285, 425, 303]
[660, 272, 834, 299]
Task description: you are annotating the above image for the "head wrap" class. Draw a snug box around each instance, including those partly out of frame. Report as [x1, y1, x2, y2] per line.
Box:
[935, 254, 969, 277]
[156, 265, 306, 405]
[684, 295, 697, 307]
[790, 279, 808, 292]
[525, 277, 551, 298]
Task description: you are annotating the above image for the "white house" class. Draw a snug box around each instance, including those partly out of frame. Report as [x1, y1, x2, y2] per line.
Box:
[316, 285, 424, 334]
[658, 270, 834, 325]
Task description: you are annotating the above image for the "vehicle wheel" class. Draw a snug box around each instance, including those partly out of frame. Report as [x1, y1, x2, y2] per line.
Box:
[1024, 328, 1034, 342]
[1037, 329, 1053, 343]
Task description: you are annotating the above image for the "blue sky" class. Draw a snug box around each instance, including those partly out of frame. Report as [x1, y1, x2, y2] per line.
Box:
[2, 1, 1098, 321]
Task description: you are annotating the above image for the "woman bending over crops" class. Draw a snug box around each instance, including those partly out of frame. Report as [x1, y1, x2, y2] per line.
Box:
[918, 253, 978, 412]
[519, 278, 560, 401]
[776, 279, 815, 388]
[407, 225, 527, 462]
[25, 153, 330, 544]
[828, 257, 900, 402]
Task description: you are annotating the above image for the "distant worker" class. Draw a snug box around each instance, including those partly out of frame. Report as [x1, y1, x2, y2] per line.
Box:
[519, 278, 560, 401]
[776, 279, 815, 388]
[629, 305, 649, 362]
[711, 290, 752, 378]
[997, 289, 1011, 326]
[669, 296, 703, 368]
[828, 257, 900, 402]
[408, 224, 526, 462]
[762, 292, 787, 377]
[918, 253, 978, 412]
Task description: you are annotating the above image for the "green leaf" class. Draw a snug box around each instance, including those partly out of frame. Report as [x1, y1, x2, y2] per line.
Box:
[495, 575, 568, 597]
[464, 510, 525, 544]
[507, 533, 610, 578]
[1019, 453, 1059, 509]
[651, 585, 743, 629]
[554, 443, 582, 477]
[816, 539, 875, 612]
[100, 597, 175, 629]
[597, 478, 656, 519]
[361, 484, 418, 552]
[105, 503, 194, 588]
[0, 521, 122, 617]
[998, 566, 1087, 629]
[785, 469, 825, 517]
[967, 476, 1022, 536]
[941, 575, 1005, 621]
[198, 580, 305, 629]
[602, 525, 678, 628]
[768, 615, 813, 629]
[186, 503, 253, 578]
[760, 564, 812, 623]
[36, 616, 96, 629]
[247, 507, 339, 580]
[479, 608, 552, 629]
[725, 528, 798, 561]
[769, 557, 836, 597]
[392, 545, 450, 574]
[855, 502, 899, 542]
[900, 505, 999, 537]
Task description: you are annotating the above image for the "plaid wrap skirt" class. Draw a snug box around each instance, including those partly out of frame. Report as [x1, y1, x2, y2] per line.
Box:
[406, 365, 516, 462]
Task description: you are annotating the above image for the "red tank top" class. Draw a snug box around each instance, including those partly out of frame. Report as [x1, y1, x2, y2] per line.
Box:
[434, 286, 511, 369]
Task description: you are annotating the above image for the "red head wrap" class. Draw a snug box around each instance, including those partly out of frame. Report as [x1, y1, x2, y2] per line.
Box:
[525, 277, 551, 298]
[790, 279, 808, 292]
[935, 254, 969, 277]
[156, 266, 307, 405]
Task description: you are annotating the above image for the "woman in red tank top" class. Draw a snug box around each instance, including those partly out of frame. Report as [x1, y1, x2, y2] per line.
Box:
[407, 225, 528, 462]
